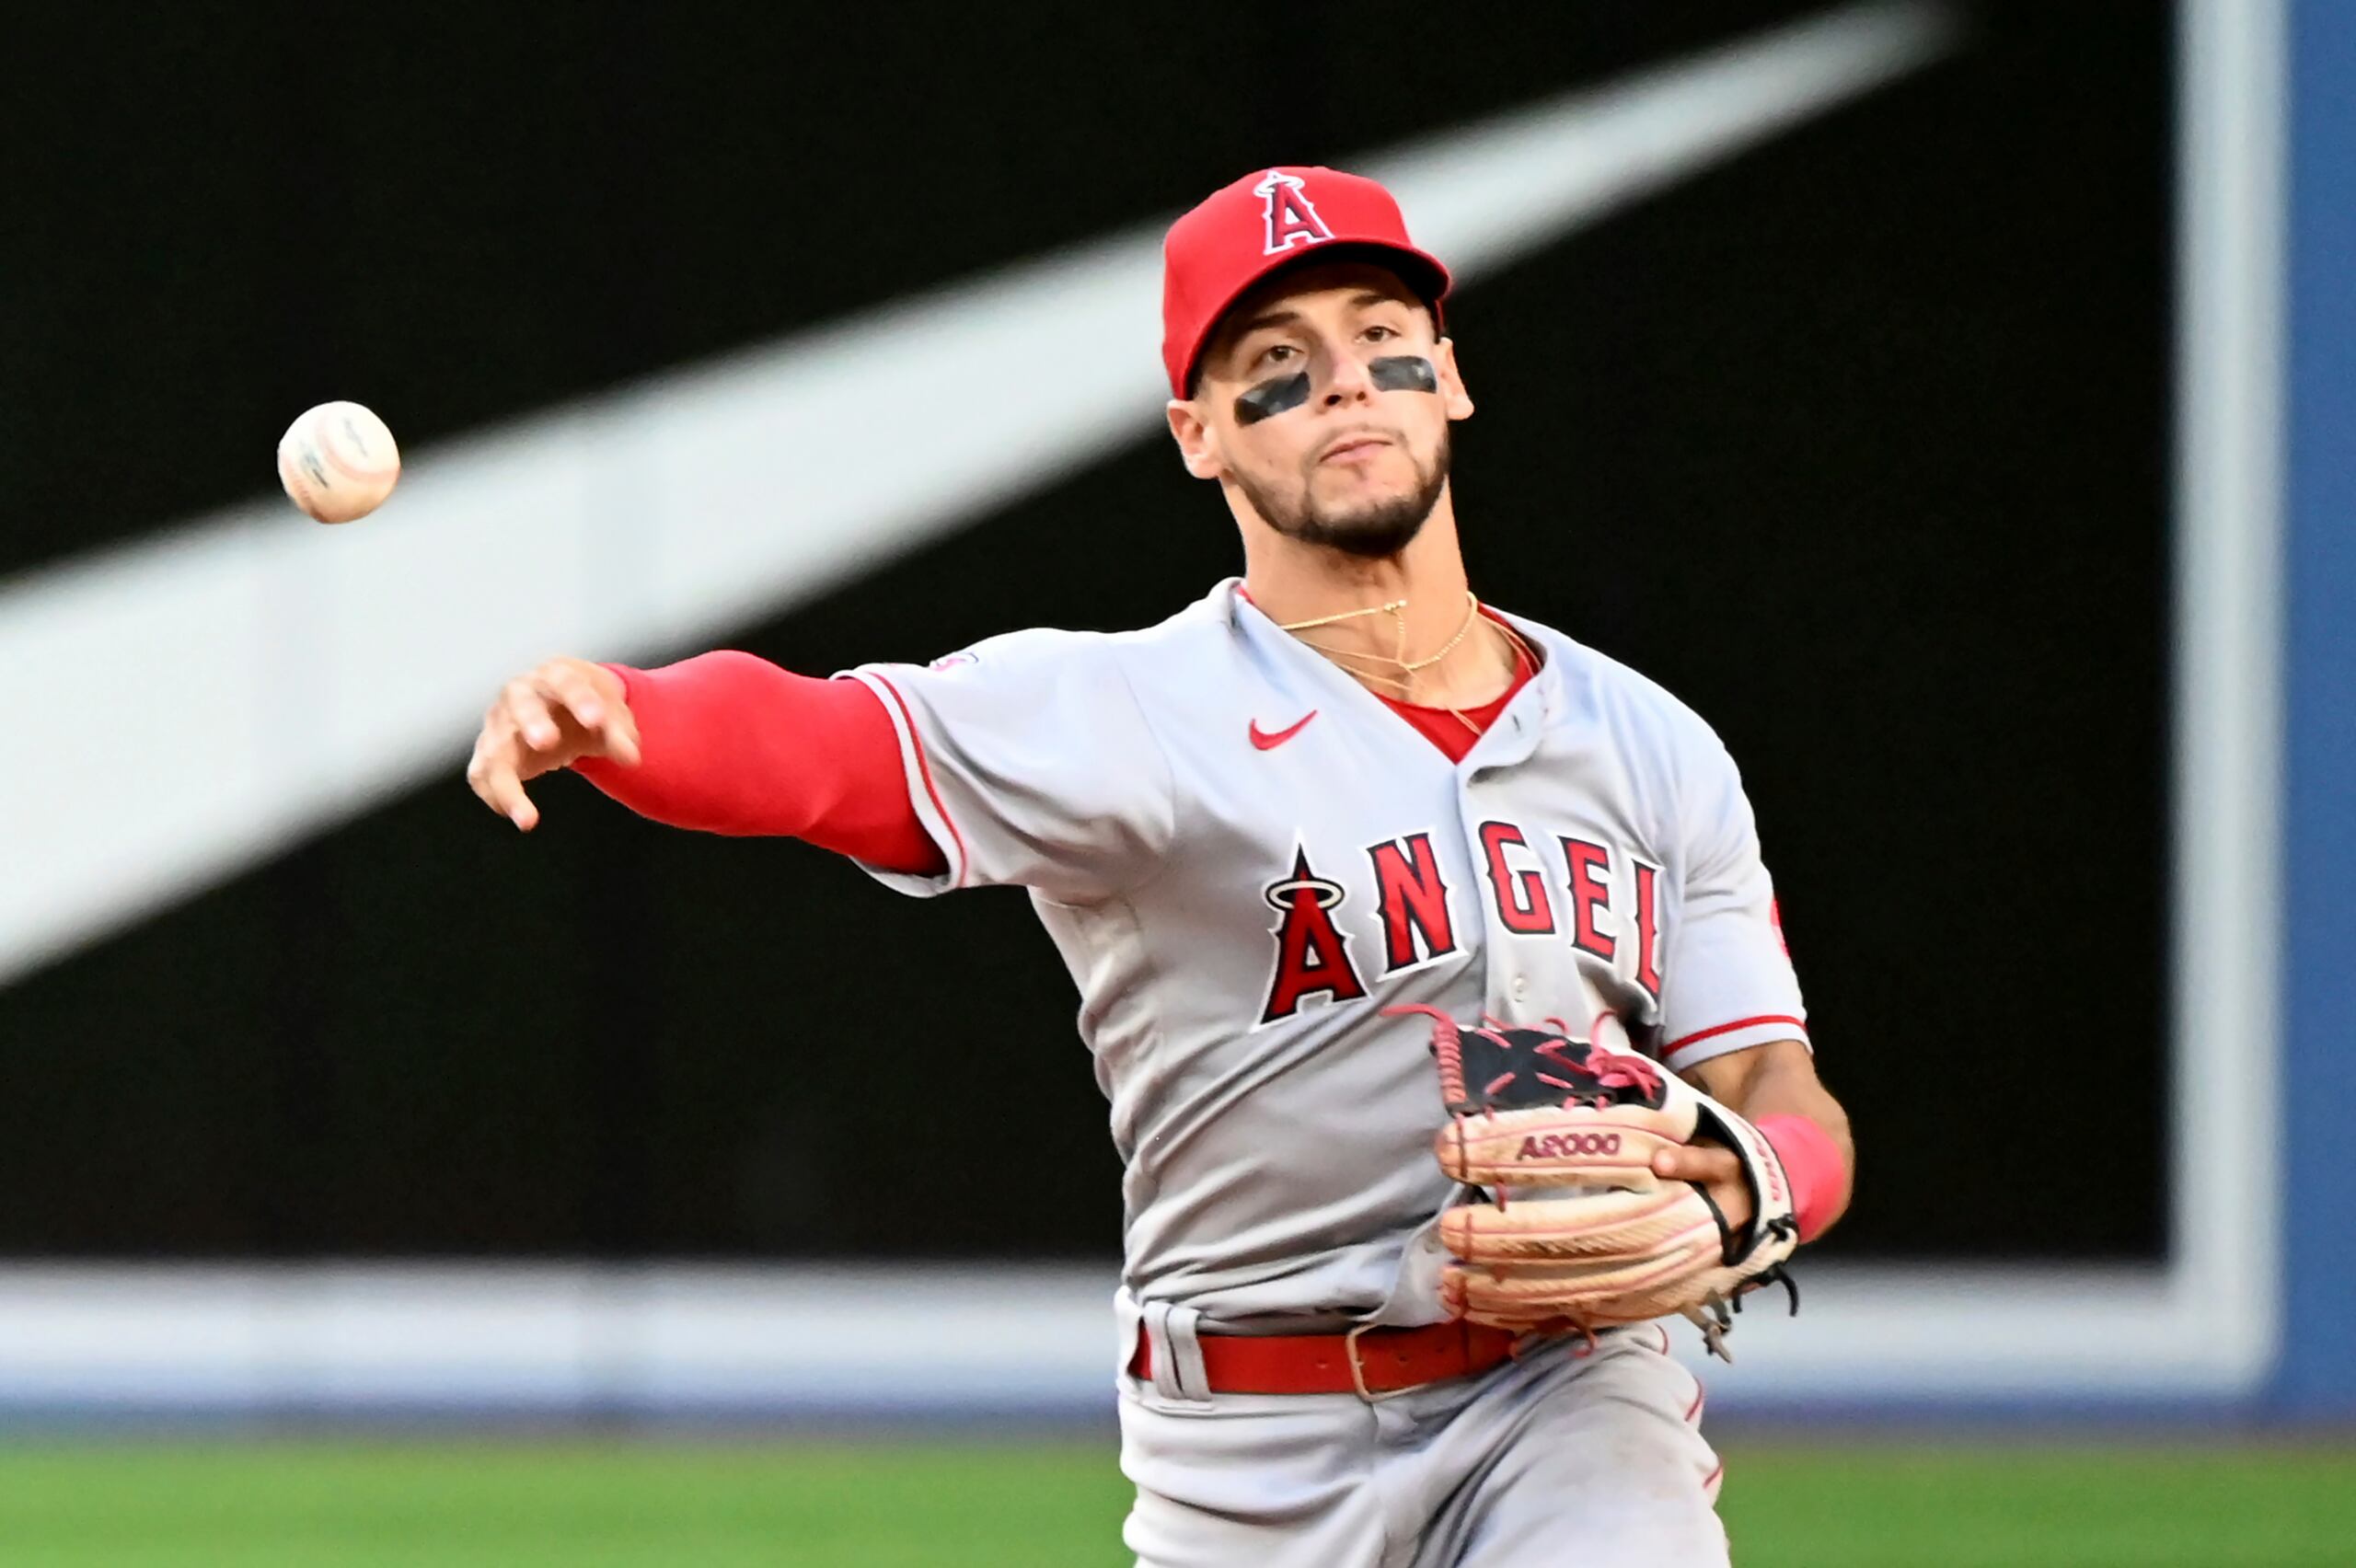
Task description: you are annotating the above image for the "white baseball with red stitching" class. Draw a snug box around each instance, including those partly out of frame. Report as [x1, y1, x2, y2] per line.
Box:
[277, 400, 400, 524]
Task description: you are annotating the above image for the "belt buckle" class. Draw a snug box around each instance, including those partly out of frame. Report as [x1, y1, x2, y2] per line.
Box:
[1344, 1320, 1415, 1404]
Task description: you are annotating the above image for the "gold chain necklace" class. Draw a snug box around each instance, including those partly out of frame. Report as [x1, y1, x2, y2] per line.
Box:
[1276, 591, 1524, 735]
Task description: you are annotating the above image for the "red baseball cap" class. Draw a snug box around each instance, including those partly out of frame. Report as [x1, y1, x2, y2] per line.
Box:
[1161, 166, 1451, 398]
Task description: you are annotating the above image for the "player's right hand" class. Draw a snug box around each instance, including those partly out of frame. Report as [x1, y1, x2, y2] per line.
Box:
[466, 657, 641, 831]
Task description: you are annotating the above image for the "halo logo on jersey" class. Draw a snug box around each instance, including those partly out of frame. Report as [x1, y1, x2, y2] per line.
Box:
[1259, 847, 1368, 1024]
[1255, 170, 1333, 256]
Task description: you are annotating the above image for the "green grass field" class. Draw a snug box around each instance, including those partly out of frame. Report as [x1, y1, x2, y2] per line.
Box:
[0, 1438, 2350, 1566]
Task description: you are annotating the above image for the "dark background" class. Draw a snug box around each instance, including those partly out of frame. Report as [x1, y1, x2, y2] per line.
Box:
[1, 2, 2172, 1261]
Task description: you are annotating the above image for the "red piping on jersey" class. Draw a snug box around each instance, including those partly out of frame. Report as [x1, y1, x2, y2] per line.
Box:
[1660, 1014, 1809, 1056]
[866, 670, 969, 888]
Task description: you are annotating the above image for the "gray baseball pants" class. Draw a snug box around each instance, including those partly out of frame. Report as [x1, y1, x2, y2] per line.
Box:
[1118, 1319, 1726, 1567]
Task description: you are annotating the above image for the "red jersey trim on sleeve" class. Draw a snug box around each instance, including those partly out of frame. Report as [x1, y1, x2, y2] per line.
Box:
[866, 671, 971, 890]
[1660, 1013, 1809, 1055]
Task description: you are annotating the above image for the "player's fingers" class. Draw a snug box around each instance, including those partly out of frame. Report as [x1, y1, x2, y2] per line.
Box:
[1651, 1146, 1742, 1185]
[465, 733, 539, 830]
[532, 664, 639, 765]
[487, 760, 539, 831]
[501, 677, 564, 753]
[531, 664, 607, 733]
[464, 730, 500, 803]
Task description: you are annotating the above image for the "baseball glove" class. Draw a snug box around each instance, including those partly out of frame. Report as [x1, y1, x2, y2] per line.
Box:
[1387, 1005, 1800, 1360]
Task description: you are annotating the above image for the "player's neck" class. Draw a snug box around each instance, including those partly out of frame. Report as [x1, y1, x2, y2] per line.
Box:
[1242, 500, 1516, 708]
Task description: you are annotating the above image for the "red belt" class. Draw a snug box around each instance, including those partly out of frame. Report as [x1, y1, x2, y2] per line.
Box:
[1128, 1320, 1523, 1397]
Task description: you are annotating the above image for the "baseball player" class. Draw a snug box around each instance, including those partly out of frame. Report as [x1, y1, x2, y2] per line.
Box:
[467, 166, 1854, 1567]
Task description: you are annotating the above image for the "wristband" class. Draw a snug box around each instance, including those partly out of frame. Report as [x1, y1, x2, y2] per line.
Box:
[1753, 1113, 1846, 1243]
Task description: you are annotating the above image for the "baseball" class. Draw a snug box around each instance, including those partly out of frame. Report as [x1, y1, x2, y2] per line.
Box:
[276, 400, 400, 524]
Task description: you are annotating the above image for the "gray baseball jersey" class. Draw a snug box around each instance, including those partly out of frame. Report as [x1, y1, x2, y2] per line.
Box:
[846, 578, 1806, 1331]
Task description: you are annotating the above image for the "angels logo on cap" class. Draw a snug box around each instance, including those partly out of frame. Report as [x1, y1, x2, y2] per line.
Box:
[1254, 169, 1334, 256]
[1161, 164, 1453, 397]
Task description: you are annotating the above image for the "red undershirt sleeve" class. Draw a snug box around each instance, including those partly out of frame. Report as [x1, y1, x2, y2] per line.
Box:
[570, 651, 946, 877]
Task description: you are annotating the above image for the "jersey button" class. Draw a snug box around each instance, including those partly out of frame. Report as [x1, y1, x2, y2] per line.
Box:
[1510, 975, 1530, 1002]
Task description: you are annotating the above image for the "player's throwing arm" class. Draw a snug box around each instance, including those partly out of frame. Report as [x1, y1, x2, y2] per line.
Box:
[466, 658, 641, 831]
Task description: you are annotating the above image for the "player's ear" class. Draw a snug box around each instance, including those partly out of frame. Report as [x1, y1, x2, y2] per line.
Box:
[1165, 399, 1224, 480]
[1436, 338, 1475, 421]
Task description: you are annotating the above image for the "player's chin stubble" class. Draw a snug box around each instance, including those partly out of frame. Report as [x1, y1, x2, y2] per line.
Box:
[1236, 429, 1452, 560]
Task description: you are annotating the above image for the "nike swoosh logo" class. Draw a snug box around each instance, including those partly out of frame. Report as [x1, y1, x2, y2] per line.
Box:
[1251, 712, 1319, 751]
[0, 2, 1954, 986]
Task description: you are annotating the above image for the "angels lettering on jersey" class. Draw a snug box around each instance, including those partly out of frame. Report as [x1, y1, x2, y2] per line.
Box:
[1258, 827, 1661, 1028]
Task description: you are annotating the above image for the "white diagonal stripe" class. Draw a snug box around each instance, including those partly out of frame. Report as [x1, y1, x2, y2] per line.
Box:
[0, 1, 1953, 988]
